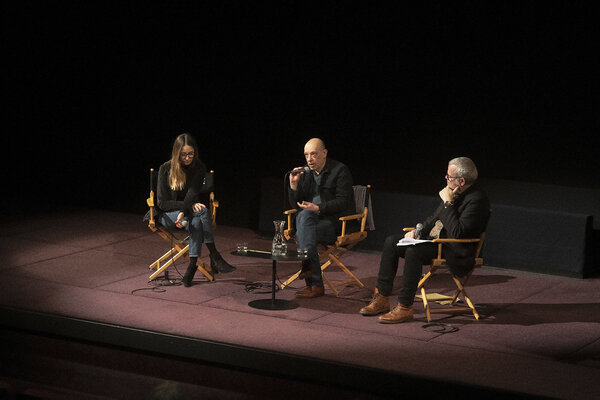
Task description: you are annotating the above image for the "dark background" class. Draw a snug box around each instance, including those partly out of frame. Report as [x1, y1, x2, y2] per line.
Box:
[5, 2, 599, 229]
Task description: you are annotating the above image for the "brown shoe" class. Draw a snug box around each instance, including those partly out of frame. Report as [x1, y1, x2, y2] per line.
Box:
[378, 304, 414, 324]
[295, 286, 325, 298]
[360, 291, 390, 316]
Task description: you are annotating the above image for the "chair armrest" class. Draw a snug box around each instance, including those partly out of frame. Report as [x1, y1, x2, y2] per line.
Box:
[430, 237, 483, 262]
[403, 227, 414, 232]
[431, 238, 480, 260]
[432, 238, 481, 243]
[339, 211, 368, 236]
[283, 209, 298, 240]
[338, 212, 365, 221]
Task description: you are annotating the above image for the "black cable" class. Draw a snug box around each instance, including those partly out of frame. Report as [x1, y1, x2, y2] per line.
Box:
[422, 323, 459, 333]
[131, 233, 188, 294]
[131, 275, 182, 294]
[244, 282, 278, 294]
[282, 171, 291, 211]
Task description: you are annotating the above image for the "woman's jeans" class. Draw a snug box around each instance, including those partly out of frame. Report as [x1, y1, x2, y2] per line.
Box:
[159, 208, 214, 258]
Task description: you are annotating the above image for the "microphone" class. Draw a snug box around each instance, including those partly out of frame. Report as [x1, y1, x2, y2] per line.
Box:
[289, 166, 310, 175]
[413, 223, 423, 239]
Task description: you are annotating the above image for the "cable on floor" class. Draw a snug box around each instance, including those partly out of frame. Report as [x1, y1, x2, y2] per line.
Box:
[422, 323, 459, 333]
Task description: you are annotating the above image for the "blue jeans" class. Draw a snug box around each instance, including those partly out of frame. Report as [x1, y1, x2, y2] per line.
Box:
[295, 209, 336, 287]
[159, 208, 214, 258]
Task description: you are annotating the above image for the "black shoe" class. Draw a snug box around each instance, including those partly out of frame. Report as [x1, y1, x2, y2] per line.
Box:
[182, 263, 197, 287]
[210, 254, 236, 273]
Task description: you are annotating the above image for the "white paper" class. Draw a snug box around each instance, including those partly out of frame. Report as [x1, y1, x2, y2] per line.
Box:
[396, 238, 433, 246]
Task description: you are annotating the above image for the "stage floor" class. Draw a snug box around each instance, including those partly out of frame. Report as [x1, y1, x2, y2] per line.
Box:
[1, 209, 599, 399]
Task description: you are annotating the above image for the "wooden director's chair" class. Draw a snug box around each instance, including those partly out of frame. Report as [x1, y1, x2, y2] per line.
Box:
[146, 168, 219, 282]
[280, 185, 373, 296]
[404, 226, 486, 322]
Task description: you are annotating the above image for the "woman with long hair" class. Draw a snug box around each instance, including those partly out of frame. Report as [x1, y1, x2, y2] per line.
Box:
[157, 133, 235, 286]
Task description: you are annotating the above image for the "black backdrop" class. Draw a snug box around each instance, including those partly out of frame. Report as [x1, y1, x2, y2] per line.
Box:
[5, 2, 599, 228]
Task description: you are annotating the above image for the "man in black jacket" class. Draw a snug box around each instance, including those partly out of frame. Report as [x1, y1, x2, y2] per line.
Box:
[360, 157, 490, 323]
[288, 138, 356, 298]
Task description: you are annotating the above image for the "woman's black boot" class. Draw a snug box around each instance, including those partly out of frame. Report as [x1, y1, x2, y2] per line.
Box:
[182, 258, 198, 287]
[210, 253, 236, 273]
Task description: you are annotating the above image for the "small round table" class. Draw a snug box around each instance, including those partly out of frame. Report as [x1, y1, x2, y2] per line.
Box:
[231, 249, 306, 310]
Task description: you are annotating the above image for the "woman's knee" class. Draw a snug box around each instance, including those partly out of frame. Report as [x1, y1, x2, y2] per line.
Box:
[192, 207, 210, 220]
[192, 207, 209, 217]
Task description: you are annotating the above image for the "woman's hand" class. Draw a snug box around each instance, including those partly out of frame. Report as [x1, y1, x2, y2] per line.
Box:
[193, 203, 206, 212]
[175, 212, 185, 228]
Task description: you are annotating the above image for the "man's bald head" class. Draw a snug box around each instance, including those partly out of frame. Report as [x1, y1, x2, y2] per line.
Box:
[305, 138, 326, 151]
[304, 138, 328, 173]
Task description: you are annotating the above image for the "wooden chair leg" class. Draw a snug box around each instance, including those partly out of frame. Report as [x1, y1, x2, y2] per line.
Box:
[451, 271, 473, 305]
[149, 245, 214, 282]
[149, 247, 178, 271]
[463, 293, 480, 320]
[452, 276, 479, 319]
[280, 245, 365, 295]
[321, 272, 338, 296]
[417, 269, 434, 289]
[421, 286, 432, 322]
[148, 239, 187, 271]
[328, 253, 364, 288]
[280, 270, 301, 289]
[417, 266, 480, 321]
[280, 254, 333, 290]
[196, 259, 214, 282]
[320, 259, 333, 271]
[149, 245, 190, 281]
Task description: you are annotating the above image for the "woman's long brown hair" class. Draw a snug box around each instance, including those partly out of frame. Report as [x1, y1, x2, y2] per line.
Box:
[169, 133, 199, 191]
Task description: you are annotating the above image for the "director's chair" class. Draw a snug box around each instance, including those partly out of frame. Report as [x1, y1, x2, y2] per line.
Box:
[404, 226, 486, 322]
[146, 168, 219, 282]
[281, 185, 374, 296]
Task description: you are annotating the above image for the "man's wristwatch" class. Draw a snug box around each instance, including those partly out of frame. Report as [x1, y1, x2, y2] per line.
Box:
[444, 201, 454, 208]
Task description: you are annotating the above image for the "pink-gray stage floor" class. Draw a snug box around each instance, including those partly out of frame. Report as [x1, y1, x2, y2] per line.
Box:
[1, 209, 599, 399]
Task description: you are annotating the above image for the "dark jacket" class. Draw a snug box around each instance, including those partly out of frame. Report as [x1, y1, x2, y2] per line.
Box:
[422, 183, 491, 276]
[157, 159, 207, 216]
[288, 158, 356, 226]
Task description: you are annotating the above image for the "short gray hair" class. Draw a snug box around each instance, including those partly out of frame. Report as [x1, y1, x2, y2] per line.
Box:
[449, 157, 478, 184]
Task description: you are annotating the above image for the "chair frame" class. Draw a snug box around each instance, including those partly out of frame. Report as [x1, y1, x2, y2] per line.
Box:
[280, 185, 371, 296]
[405, 227, 485, 322]
[146, 168, 218, 282]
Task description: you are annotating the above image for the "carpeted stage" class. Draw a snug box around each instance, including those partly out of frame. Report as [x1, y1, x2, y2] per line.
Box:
[1, 209, 599, 399]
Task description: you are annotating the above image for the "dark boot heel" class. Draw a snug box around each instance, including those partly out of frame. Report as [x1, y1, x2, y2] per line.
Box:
[210, 256, 219, 275]
[210, 254, 236, 273]
[182, 262, 198, 287]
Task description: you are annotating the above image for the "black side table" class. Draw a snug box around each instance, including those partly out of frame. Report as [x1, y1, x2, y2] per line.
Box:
[231, 249, 306, 310]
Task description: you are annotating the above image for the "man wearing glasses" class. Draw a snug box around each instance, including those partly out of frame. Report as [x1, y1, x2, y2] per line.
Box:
[360, 157, 490, 323]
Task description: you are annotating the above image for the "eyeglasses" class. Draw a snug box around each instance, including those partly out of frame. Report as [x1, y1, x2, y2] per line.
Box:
[180, 152, 195, 159]
[445, 174, 461, 181]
